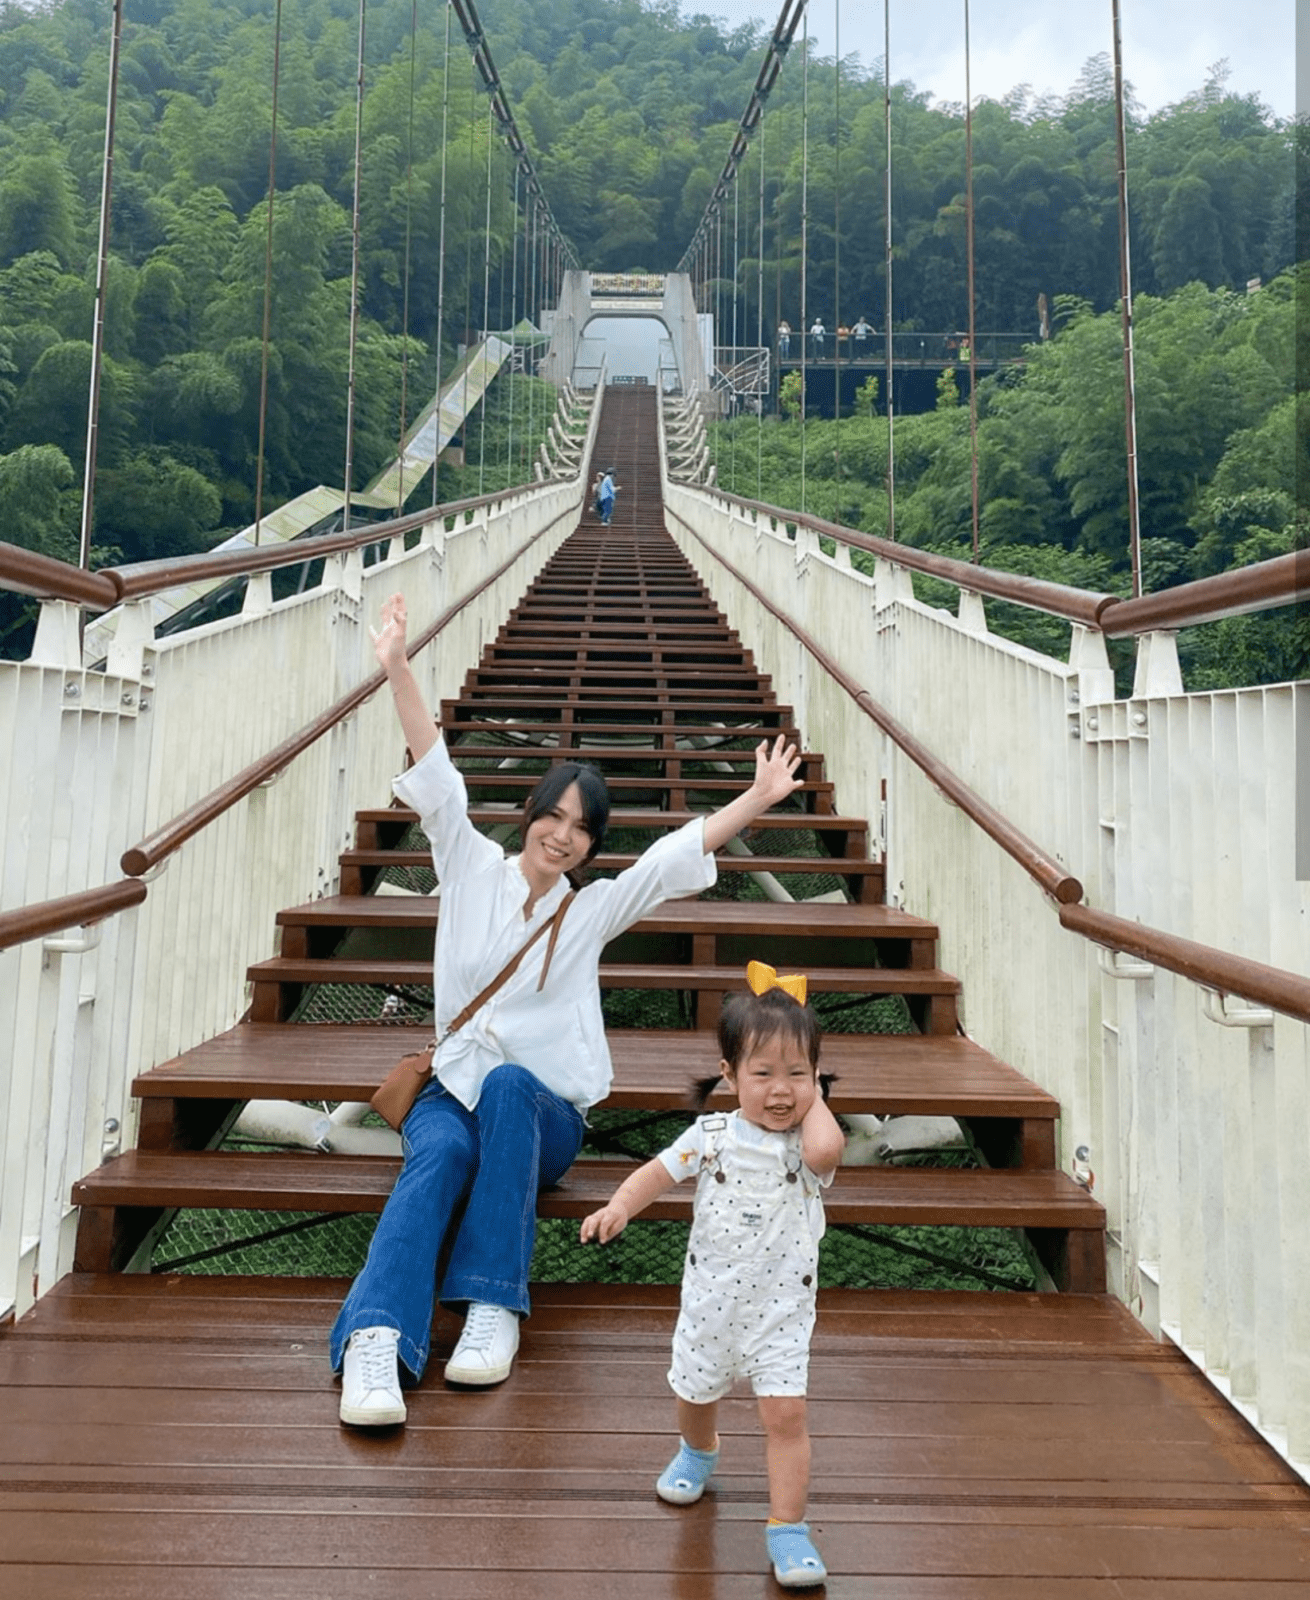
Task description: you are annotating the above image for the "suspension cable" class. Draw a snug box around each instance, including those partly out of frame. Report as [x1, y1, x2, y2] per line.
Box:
[832, 0, 842, 482]
[965, 0, 979, 559]
[883, 0, 895, 540]
[1111, 0, 1143, 597]
[477, 88, 493, 496]
[78, 0, 125, 574]
[252, 0, 284, 547]
[431, 0, 452, 508]
[757, 119, 766, 499]
[507, 164, 520, 481]
[396, 0, 419, 514]
[799, 16, 809, 513]
[731, 167, 739, 492]
[341, 0, 367, 536]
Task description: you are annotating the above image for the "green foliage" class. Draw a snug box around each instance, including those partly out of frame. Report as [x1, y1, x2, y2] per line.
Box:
[0, 0, 1294, 665]
[710, 270, 1302, 692]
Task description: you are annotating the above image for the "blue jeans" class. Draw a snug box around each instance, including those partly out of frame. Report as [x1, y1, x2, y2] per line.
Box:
[329, 1063, 585, 1380]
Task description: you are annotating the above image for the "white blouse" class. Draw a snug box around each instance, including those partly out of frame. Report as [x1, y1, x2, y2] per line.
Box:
[393, 737, 717, 1111]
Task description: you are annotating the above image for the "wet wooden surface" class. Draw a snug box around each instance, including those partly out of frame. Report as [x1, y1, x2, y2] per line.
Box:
[1, 1277, 1306, 1598]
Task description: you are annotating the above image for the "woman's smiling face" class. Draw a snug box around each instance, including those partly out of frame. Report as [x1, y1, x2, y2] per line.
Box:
[522, 781, 593, 884]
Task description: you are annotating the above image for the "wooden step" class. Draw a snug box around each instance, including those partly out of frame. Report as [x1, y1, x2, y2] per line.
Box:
[273, 894, 932, 948]
[71, 1154, 1104, 1290]
[357, 805, 869, 847]
[338, 847, 883, 902]
[245, 957, 960, 1033]
[130, 1026, 1059, 1167]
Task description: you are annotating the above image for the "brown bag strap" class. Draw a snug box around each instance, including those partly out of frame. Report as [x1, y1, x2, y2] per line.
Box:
[441, 889, 576, 1042]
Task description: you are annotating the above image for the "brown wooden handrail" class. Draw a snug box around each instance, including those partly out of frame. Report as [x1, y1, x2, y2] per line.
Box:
[712, 488, 1116, 627]
[679, 519, 1085, 905]
[0, 879, 147, 952]
[120, 508, 571, 876]
[1098, 550, 1308, 636]
[705, 486, 1308, 635]
[0, 543, 120, 609]
[1060, 902, 1310, 1026]
[0, 479, 554, 612]
[102, 481, 548, 602]
[682, 512, 1310, 1026]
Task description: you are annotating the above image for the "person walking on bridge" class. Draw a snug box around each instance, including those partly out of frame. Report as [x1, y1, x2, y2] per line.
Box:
[597, 468, 618, 526]
[333, 592, 804, 1426]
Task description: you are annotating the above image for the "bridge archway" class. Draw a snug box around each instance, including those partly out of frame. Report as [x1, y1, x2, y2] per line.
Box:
[540, 271, 710, 396]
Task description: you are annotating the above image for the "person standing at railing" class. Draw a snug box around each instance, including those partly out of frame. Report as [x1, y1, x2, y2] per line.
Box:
[777, 320, 791, 359]
[333, 592, 805, 1426]
[809, 318, 825, 357]
[851, 314, 874, 346]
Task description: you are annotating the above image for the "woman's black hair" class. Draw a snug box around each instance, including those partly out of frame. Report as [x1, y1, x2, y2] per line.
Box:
[521, 760, 610, 881]
[690, 986, 835, 1107]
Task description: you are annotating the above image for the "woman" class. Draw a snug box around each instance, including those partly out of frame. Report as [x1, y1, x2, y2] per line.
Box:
[334, 592, 803, 1426]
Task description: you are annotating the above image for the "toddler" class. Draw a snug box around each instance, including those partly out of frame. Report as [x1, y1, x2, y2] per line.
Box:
[581, 961, 844, 1588]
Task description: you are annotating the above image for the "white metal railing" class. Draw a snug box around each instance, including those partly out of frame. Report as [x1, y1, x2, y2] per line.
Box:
[0, 391, 602, 1321]
[660, 465, 1310, 1481]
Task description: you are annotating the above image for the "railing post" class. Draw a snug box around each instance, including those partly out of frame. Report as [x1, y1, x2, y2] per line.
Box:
[29, 602, 84, 670]
[1132, 630, 1183, 698]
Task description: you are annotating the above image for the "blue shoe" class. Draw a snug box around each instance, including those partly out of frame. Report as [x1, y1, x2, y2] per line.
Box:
[656, 1438, 719, 1504]
[767, 1522, 827, 1587]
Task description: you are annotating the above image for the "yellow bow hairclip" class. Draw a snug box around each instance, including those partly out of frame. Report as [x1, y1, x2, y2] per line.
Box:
[746, 959, 808, 1006]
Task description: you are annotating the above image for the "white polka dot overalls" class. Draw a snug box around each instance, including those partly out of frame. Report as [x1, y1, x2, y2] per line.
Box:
[666, 1111, 825, 1403]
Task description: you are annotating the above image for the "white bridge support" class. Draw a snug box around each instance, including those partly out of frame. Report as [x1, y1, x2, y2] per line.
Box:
[0, 386, 603, 1321]
[660, 465, 1310, 1482]
[541, 271, 709, 396]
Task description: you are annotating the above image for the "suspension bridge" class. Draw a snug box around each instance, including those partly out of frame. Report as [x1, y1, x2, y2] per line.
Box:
[0, 0, 1307, 1592]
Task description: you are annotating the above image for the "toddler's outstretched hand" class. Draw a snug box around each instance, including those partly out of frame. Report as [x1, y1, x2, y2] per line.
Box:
[580, 1200, 629, 1245]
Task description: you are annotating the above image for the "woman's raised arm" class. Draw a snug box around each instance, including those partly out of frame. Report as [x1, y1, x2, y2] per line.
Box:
[700, 735, 803, 855]
[371, 592, 438, 762]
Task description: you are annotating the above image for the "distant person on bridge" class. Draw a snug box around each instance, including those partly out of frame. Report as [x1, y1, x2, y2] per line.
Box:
[597, 468, 618, 526]
[581, 968, 844, 1588]
[333, 593, 804, 1425]
[777, 319, 791, 359]
[852, 315, 874, 345]
[809, 318, 825, 356]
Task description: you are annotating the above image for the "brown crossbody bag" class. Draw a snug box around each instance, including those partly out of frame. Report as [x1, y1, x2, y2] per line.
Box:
[369, 890, 577, 1131]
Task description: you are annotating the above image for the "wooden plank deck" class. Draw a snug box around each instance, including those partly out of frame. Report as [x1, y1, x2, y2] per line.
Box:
[1, 1276, 1306, 1597]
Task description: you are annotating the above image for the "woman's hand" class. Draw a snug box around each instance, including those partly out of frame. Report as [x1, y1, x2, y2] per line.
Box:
[580, 1199, 630, 1245]
[750, 734, 802, 808]
[700, 734, 804, 855]
[370, 592, 409, 677]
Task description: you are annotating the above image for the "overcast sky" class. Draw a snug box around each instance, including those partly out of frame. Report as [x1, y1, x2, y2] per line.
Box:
[680, 0, 1296, 118]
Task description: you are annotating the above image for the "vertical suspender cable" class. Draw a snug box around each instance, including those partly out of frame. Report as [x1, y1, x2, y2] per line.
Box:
[832, 0, 842, 481]
[883, 0, 895, 540]
[757, 120, 766, 499]
[507, 165, 520, 481]
[1111, 0, 1143, 597]
[799, 11, 809, 513]
[396, 0, 419, 514]
[342, 0, 368, 535]
[463, 67, 476, 358]
[252, 0, 283, 547]
[477, 91, 493, 495]
[964, 0, 979, 559]
[731, 169, 740, 492]
[78, 0, 124, 574]
[431, 0, 453, 508]
[714, 205, 723, 481]
[496, 156, 509, 487]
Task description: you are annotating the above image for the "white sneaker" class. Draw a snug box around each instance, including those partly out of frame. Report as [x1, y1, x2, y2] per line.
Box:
[340, 1326, 406, 1426]
[443, 1302, 520, 1385]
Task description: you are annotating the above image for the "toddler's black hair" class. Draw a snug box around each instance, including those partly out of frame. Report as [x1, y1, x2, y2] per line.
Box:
[521, 761, 610, 880]
[690, 986, 835, 1108]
